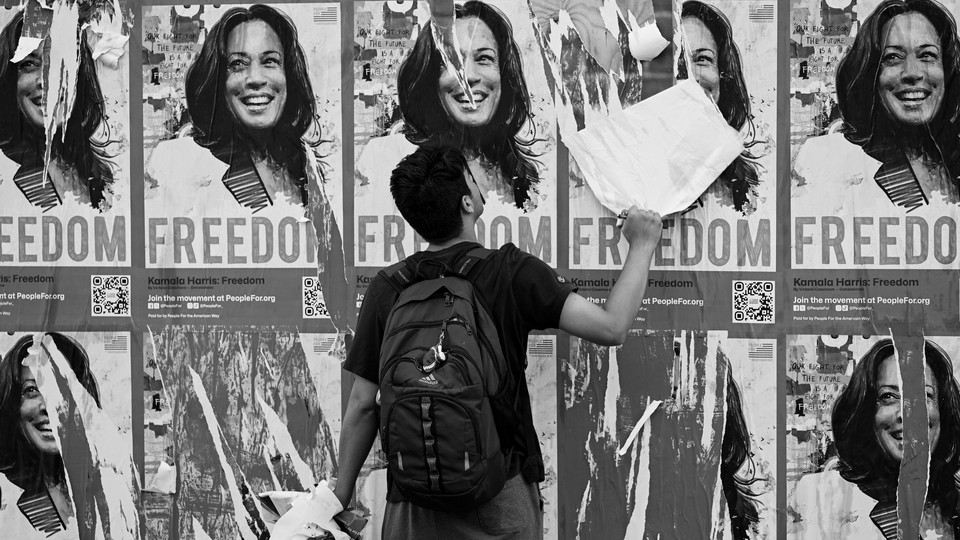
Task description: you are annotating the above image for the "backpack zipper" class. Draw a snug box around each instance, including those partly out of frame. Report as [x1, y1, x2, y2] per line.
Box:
[382, 353, 472, 385]
[446, 317, 503, 382]
[384, 391, 484, 463]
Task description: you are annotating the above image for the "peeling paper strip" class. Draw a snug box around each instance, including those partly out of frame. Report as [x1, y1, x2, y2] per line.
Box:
[43, 335, 142, 539]
[263, 446, 283, 492]
[602, 346, 621, 439]
[701, 333, 723, 453]
[43, 0, 81, 178]
[189, 368, 259, 540]
[624, 416, 653, 537]
[428, 0, 475, 108]
[617, 400, 661, 456]
[257, 393, 317, 489]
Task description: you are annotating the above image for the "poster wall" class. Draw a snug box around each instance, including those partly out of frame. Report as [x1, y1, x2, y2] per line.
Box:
[561, 331, 776, 539]
[5, 0, 960, 538]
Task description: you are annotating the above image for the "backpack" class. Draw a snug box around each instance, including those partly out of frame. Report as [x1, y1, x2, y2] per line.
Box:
[377, 247, 508, 511]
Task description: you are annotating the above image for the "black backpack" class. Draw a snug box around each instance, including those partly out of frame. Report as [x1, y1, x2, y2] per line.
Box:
[377, 247, 508, 511]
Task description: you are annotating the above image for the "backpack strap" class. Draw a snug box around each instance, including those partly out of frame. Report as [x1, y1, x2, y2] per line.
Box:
[377, 259, 416, 294]
[453, 247, 496, 281]
[378, 246, 496, 292]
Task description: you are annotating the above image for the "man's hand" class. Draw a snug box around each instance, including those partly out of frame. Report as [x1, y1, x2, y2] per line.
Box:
[559, 205, 663, 345]
[620, 205, 662, 252]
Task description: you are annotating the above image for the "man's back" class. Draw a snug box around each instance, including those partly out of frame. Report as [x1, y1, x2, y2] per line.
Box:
[344, 241, 576, 488]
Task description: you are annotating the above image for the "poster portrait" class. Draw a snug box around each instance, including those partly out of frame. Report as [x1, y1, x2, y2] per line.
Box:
[141, 3, 344, 270]
[561, 331, 777, 539]
[353, 0, 558, 268]
[786, 334, 960, 539]
[0, 331, 138, 539]
[791, 0, 960, 269]
[0, 1, 131, 267]
[142, 327, 342, 539]
[565, 0, 778, 272]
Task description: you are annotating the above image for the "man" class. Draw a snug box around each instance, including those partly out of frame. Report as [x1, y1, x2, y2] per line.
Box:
[334, 144, 662, 538]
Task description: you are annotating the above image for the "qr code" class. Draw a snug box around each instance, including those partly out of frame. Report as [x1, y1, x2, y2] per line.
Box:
[302, 276, 329, 319]
[91, 275, 130, 317]
[732, 280, 774, 323]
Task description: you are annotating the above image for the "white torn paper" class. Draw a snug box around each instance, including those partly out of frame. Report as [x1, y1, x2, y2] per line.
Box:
[257, 393, 316, 490]
[270, 480, 348, 540]
[564, 79, 743, 216]
[617, 399, 662, 456]
[90, 31, 128, 69]
[627, 22, 668, 61]
[11, 36, 43, 63]
[144, 461, 177, 494]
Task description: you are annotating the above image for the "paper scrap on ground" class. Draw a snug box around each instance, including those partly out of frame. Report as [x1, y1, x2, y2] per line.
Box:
[564, 79, 743, 216]
[617, 400, 662, 456]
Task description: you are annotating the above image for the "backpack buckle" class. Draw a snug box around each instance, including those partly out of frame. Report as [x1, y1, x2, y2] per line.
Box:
[420, 345, 445, 373]
[444, 293, 454, 307]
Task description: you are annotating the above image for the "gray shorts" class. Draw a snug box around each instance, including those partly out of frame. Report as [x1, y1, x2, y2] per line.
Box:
[381, 474, 543, 540]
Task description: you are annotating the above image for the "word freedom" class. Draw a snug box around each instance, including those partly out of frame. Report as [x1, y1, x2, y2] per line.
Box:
[148, 217, 317, 265]
[795, 215, 960, 266]
[0, 216, 125, 263]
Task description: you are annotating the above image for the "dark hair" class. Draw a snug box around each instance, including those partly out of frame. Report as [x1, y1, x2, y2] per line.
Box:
[0, 11, 114, 209]
[185, 4, 320, 201]
[396, 0, 539, 209]
[679, 1, 760, 214]
[836, 0, 960, 174]
[0, 333, 101, 493]
[721, 362, 762, 539]
[390, 144, 471, 243]
[833, 339, 960, 524]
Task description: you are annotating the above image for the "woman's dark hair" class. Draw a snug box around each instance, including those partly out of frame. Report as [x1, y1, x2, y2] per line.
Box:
[721, 365, 762, 539]
[0, 333, 101, 493]
[0, 11, 114, 209]
[185, 4, 321, 202]
[833, 339, 960, 523]
[679, 1, 760, 214]
[396, 0, 539, 209]
[836, 0, 960, 174]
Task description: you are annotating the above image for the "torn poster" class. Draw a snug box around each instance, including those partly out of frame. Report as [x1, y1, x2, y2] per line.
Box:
[142, 327, 342, 539]
[0, 332, 139, 539]
[786, 334, 960, 539]
[141, 3, 345, 271]
[0, 1, 131, 267]
[353, 0, 558, 268]
[561, 331, 776, 539]
[563, 0, 777, 272]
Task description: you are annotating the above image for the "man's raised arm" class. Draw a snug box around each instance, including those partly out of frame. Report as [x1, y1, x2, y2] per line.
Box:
[559, 205, 662, 345]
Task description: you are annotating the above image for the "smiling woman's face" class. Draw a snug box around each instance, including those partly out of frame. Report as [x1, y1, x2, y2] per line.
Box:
[874, 354, 941, 463]
[878, 12, 945, 126]
[224, 19, 288, 133]
[437, 17, 502, 128]
[19, 366, 58, 455]
[16, 49, 44, 129]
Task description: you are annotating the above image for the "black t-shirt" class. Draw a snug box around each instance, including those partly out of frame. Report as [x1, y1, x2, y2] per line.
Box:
[344, 241, 576, 489]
